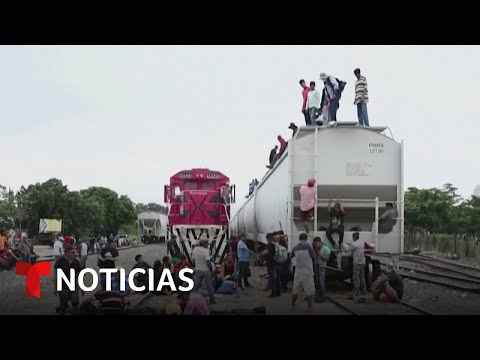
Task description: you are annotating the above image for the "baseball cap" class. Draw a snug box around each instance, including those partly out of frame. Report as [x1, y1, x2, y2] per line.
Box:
[64, 244, 75, 252]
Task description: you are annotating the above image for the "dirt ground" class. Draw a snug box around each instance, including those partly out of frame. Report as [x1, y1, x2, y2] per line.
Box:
[138, 248, 480, 315]
[138, 265, 427, 315]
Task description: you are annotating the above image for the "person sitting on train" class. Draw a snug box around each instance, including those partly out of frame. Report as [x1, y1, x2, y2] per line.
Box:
[326, 200, 345, 248]
[288, 122, 299, 137]
[246, 179, 260, 198]
[266, 136, 288, 169]
[300, 178, 317, 233]
[378, 203, 399, 234]
[267, 145, 278, 168]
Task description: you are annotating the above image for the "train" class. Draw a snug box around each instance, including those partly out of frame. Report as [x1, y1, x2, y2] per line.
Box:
[164, 168, 235, 263]
[137, 211, 169, 243]
[230, 122, 404, 285]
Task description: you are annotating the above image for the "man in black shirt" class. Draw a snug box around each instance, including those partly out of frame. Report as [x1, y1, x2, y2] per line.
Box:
[132, 254, 151, 289]
[288, 122, 299, 138]
[98, 239, 119, 268]
[98, 239, 120, 289]
[262, 233, 281, 298]
[54, 245, 82, 314]
[268, 145, 278, 167]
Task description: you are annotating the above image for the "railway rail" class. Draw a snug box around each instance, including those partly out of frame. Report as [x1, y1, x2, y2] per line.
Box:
[373, 253, 480, 294]
[326, 295, 432, 315]
[326, 280, 433, 315]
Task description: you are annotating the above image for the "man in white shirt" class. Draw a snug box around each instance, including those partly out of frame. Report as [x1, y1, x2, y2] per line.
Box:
[320, 72, 344, 122]
[290, 233, 316, 312]
[53, 237, 65, 260]
[343, 232, 367, 302]
[306, 81, 321, 125]
[192, 237, 216, 304]
[78, 240, 89, 269]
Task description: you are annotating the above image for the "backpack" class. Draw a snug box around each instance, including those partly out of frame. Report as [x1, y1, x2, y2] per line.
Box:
[327, 77, 347, 93]
[274, 243, 288, 264]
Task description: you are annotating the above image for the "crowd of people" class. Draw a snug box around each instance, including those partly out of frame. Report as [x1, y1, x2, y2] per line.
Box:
[300, 69, 370, 127]
[260, 69, 370, 182]
[0, 229, 38, 269]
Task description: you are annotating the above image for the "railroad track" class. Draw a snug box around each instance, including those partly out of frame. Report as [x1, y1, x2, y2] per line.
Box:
[326, 286, 433, 315]
[372, 253, 480, 294]
[326, 295, 359, 315]
[399, 255, 480, 280]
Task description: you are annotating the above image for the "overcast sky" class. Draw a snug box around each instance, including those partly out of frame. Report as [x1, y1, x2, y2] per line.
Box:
[1, 45, 479, 204]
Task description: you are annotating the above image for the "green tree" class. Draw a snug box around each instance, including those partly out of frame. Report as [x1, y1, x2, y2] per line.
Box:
[135, 202, 167, 214]
[0, 185, 16, 229]
[15, 178, 68, 235]
[80, 187, 136, 235]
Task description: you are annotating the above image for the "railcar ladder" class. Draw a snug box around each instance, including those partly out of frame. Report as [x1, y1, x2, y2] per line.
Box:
[287, 126, 319, 246]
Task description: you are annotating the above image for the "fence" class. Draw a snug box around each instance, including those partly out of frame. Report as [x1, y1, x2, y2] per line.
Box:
[405, 233, 480, 259]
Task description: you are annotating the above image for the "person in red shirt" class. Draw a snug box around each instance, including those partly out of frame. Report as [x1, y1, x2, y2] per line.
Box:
[0, 229, 8, 252]
[266, 136, 288, 169]
[299, 79, 311, 125]
[174, 255, 192, 273]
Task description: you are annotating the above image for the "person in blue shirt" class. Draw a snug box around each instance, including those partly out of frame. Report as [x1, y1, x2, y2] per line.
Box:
[236, 235, 253, 290]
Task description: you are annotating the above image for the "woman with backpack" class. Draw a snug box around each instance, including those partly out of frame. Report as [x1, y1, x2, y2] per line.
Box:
[319, 72, 347, 123]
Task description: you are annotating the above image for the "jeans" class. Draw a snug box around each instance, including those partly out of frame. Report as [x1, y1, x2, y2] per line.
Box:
[59, 289, 79, 311]
[357, 103, 369, 126]
[302, 109, 311, 125]
[193, 270, 216, 304]
[326, 225, 344, 247]
[329, 98, 339, 122]
[352, 263, 367, 297]
[79, 255, 88, 269]
[314, 265, 326, 303]
[308, 107, 318, 125]
[268, 264, 281, 297]
[237, 261, 250, 288]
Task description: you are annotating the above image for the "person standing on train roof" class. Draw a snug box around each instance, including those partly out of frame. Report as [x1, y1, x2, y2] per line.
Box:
[299, 79, 311, 125]
[306, 81, 321, 126]
[353, 68, 370, 126]
[319, 72, 346, 123]
[299, 178, 317, 233]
